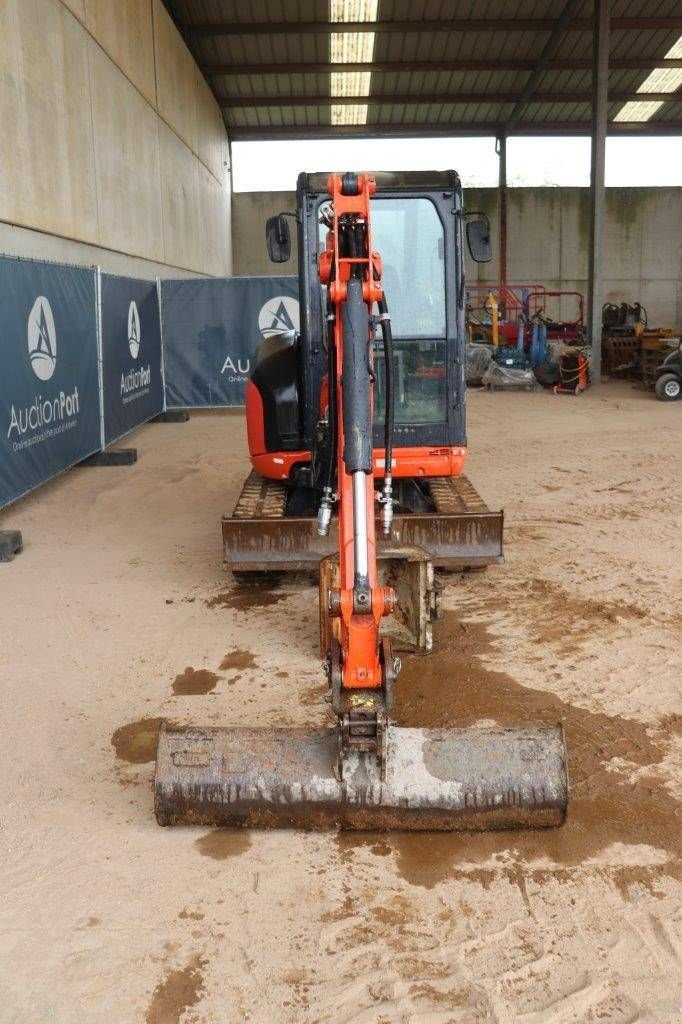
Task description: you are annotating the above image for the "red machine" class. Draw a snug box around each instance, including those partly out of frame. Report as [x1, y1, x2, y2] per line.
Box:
[554, 350, 590, 394]
[468, 283, 585, 348]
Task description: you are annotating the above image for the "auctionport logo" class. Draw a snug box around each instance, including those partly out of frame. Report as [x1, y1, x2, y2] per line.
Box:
[220, 354, 250, 380]
[258, 295, 300, 339]
[128, 300, 141, 358]
[121, 299, 151, 403]
[28, 296, 57, 381]
[7, 294, 79, 451]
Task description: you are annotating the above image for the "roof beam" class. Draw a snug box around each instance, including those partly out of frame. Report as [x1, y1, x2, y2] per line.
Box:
[227, 121, 682, 141]
[182, 17, 682, 38]
[504, 0, 584, 135]
[218, 91, 679, 109]
[202, 58, 682, 77]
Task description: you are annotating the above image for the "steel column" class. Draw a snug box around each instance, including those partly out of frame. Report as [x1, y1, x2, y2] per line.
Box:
[587, 0, 610, 381]
[497, 133, 508, 285]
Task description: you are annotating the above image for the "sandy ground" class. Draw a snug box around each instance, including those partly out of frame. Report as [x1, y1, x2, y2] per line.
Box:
[1, 382, 680, 1024]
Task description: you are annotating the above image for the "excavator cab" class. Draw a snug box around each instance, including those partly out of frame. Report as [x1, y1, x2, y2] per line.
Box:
[225, 171, 502, 574]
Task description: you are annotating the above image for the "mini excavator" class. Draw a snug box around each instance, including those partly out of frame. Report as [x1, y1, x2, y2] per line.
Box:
[155, 171, 568, 831]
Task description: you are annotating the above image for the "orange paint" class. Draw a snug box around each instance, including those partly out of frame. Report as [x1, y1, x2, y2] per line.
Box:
[326, 173, 390, 692]
[250, 445, 468, 482]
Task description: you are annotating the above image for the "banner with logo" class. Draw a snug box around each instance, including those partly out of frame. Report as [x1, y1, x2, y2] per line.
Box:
[160, 276, 299, 407]
[100, 274, 164, 446]
[0, 256, 100, 509]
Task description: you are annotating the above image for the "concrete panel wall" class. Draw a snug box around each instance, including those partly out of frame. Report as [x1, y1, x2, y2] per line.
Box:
[159, 122, 200, 273]
[153, 0, 198, 154]
[231, 187, 682, 327]
[464, 187, 682, 328]
[85, 0, 156, 104]
[0, 221, 206, 279]
[0, 0, 232, 277]
[232, 192, 299, 277]
[0, 0, 99, 244]
[89, 41, 164, 263]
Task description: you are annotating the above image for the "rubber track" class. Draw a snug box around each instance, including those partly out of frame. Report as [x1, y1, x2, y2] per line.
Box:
[426, 476, 490, 515]
[232, 470, 287, 520]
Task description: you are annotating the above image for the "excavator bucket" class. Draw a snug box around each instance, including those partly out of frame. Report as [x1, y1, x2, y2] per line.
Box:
[154, 722, 567, 830]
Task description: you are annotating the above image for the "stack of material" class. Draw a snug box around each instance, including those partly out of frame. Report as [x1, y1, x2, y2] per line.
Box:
[602, 335, 640, 377]
[639, 331, 680, 388]
[465, 342, 493, 385]
[477, 358, 536, 393]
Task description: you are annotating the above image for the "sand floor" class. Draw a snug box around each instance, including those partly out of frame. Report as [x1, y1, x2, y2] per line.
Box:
[1, 382, 680, 1024]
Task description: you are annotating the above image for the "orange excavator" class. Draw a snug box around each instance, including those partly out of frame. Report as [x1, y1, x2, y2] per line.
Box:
[154, 172, 567, 830]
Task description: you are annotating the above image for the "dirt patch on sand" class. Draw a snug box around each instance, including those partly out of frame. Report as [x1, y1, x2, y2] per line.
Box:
[145, 955, 207, 1024]
[205, 587, 287, 610]
[219, 649, 257, 671]
[336, 610, 681, 889]
[111, 717, 163, 764]
[479, 576, 649, 657]
[195, 829, 252, 860]
[171, 667, 220, 696]
[178, 908, 204, 921]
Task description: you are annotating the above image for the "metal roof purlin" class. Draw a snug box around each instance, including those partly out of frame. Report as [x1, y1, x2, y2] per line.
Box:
[503, 0, 586, 139]
[160, 1, 682, 139]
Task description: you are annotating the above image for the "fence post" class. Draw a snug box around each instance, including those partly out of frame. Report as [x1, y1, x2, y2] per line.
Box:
[156, 276, 167, 413]
[95, 266, 106, 451]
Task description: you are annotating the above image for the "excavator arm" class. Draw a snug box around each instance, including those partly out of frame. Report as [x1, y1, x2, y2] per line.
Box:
[318, 173, 395, 776]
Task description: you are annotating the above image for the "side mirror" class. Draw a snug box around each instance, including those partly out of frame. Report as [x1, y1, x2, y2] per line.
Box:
[466, 214, 492, 263]
[266, 214, 291, 263]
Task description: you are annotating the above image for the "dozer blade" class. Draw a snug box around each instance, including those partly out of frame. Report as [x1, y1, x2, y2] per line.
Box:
[155, 722, 567, 831]
[223, 472, 504, 574]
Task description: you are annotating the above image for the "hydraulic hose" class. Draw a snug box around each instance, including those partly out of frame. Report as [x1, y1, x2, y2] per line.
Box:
[323, 308, 336, 492]
[377, 294, 395, 534]
[316, 299, 337, 537]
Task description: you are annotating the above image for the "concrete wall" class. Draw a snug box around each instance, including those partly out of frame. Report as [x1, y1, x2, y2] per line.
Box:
[0, 0, 232, 278]
[231, 192, 299, 277]
[232, 187, 682, 327]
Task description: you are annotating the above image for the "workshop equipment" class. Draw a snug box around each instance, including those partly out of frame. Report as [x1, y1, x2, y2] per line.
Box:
[554, 348, 590, 394]
[468, 284, 585, 349]
[155, 171, 568, 832]
[654, 339, 682, 401]
[600, 298, 679, 388]
[639, 332, 680, 389]
[602, 301, 647, 377]
[602, 301, 647, 335]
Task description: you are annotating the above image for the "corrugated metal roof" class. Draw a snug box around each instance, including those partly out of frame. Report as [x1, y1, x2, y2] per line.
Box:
[163, 0, 682, 137]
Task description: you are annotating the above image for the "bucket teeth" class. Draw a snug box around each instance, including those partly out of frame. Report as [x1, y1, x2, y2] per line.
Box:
[154, 722, 567, 831]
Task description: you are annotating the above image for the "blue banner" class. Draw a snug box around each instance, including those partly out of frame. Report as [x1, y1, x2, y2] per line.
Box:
[100, 274, 164, 446]
[161, 276, 299, 407]
[0, 256, 100, 509]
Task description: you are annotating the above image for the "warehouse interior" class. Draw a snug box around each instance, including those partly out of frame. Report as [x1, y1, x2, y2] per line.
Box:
[1, 2, 681, 1022]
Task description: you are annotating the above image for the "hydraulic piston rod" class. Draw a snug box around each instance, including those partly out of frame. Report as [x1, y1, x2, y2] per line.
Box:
[352, 470, 369, 583]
